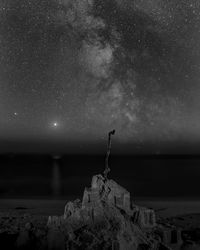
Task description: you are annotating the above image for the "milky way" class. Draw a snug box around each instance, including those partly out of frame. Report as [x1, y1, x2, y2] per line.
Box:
[0, 0, 200, 153]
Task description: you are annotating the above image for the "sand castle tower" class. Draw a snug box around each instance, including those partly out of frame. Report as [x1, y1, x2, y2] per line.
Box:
[82, 130, 131, 214]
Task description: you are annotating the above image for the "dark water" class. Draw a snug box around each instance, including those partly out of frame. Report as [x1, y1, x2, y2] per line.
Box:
[1, 154, 200, 199]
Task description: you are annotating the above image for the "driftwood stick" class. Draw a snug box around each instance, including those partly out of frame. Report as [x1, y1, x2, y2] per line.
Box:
[104, 130, 115, 180]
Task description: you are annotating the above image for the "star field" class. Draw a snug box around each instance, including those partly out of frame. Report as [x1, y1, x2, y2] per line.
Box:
[0, 0, 200, 153]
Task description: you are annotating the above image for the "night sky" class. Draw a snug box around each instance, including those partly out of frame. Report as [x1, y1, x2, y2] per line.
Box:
[1, 0, 200, 154]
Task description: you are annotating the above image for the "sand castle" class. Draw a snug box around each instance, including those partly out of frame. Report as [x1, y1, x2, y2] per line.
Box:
[47, 131, 182, 250]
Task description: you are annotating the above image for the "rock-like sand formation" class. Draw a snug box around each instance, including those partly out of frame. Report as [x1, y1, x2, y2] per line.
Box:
[47, 173, 182, 250]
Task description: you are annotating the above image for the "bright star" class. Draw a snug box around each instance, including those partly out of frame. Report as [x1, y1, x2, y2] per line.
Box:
[53, 122, 58, 127]
[14, 112, 18, 116]
[50, 121, 59, 129]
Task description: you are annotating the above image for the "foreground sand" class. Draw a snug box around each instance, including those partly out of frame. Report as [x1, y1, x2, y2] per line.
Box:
[1, 199, 200, 249]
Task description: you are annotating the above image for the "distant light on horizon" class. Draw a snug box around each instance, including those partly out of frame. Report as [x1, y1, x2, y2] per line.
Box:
[52, 122, 58, 128]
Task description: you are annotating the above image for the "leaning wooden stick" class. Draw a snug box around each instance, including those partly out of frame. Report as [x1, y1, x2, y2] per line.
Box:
[104, 129, 115, 180]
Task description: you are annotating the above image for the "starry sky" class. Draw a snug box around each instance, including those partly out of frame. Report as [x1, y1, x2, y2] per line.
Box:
[0, 0, 200, 154]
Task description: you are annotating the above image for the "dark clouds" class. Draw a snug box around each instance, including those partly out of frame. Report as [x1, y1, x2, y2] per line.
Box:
[0, 0, 200, 153]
